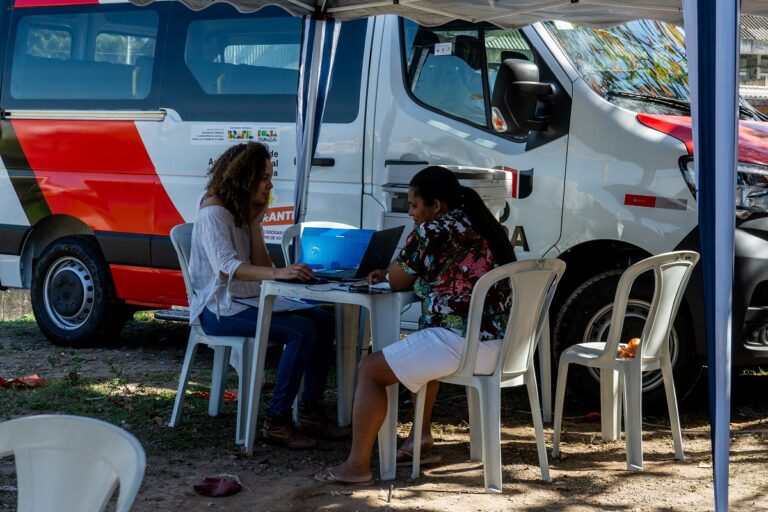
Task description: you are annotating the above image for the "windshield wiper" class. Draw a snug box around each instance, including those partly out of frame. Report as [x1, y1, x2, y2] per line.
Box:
[606, 90, 691, 113]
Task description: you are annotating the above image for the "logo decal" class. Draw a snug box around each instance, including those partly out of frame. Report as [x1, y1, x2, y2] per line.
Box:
[498, 166, 534, 199]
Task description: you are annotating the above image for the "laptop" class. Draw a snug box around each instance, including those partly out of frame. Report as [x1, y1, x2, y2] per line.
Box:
[298, 225, 405, 282]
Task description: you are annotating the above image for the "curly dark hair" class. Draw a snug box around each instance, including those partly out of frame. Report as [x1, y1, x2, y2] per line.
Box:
[205, 142, 271, 227]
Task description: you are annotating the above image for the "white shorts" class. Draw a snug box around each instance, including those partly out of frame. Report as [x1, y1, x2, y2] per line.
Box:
[382, 327, 501, 393]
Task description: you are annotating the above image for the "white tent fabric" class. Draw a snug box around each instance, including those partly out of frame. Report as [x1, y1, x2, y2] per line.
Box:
[155, 0, 768, 28]
[136, 0, 768, 509]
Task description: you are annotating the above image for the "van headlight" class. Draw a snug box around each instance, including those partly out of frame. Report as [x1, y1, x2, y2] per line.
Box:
[679, 157, 768, 218]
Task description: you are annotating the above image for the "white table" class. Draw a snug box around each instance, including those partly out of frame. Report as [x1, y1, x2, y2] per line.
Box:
[242, 280, 417, 480]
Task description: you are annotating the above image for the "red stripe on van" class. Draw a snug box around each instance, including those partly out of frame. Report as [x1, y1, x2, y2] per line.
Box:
[12, 119, 183, 235]
[15, 0, 99, 7]
[624, 194, 657, 208]
[111, 265, 187, 308]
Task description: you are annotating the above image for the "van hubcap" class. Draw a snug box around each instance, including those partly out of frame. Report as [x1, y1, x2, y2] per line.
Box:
[43, 256, 95, 330]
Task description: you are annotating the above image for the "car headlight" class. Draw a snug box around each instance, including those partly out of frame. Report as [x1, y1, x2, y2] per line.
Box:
[737, 162, 768, 215]
[679, 157, 768, 218]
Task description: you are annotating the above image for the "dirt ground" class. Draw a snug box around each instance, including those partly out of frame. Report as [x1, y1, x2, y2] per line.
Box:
[1, 311, 768, 511]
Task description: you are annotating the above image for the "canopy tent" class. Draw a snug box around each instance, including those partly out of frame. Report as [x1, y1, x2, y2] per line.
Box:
[134, 0, 768, 508]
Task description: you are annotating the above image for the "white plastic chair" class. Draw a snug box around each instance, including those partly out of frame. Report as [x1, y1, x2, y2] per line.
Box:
[410, 259, 566, 493]
[281, 221, 362, 427]
[168, 222, 253, 444]
[0, 414, 145, 512]
[552, 250, 699, 471]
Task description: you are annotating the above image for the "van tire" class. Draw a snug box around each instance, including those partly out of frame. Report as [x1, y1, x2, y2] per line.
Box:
[553, 269, 702, 410]
[31, 236, 125, 347]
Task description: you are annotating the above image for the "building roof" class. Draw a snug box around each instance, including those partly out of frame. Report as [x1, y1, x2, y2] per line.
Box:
[742, 15, 768, 41]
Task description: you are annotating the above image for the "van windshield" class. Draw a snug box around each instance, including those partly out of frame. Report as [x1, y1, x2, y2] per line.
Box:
[545, 20, 768, 121]
[544, 20, 691, 114]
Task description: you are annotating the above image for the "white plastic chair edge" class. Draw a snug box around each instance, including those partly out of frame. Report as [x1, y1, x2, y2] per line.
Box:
[452, 258, 566, 380]
[0, 414, 146, 512]
[597, 250, 699, 364]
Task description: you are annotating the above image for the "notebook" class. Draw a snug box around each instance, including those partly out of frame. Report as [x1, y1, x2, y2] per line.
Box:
[300, 225, 405, 282]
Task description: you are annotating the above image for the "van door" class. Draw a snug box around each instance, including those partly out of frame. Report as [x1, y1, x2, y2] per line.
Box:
[366, 16, 572, 260]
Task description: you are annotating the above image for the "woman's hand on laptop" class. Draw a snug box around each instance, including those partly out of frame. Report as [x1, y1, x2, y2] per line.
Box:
[368, 269, 387, 284]
[275, 263, 315, 281]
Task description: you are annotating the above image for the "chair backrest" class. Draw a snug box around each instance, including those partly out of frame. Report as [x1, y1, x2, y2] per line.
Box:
[0, 414, 146, 512]
[454, 259, 566, 379]
[281, 221, 356, 265]
[170, 222, 194, 301]
[601, 250, 699, 362]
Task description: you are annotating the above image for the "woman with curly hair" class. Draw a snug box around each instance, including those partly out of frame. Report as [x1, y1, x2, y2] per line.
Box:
[188, 142, 348, 450]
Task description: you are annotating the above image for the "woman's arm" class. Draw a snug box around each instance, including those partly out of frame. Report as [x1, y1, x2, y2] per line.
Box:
[249, 220, 273, 267]
[233, 261, 314, 281]
[387, 260, 416, 291]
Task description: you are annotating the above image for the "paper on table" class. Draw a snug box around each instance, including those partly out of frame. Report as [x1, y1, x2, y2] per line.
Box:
[233, 296, 314, 312]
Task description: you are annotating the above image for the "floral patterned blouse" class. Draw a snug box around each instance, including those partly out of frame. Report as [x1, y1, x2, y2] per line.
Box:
[396, 209, 511, 340]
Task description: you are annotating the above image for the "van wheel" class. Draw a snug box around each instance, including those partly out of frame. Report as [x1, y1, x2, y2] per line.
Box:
[31, 236, 125, 347]
[553, 269, 702, 409]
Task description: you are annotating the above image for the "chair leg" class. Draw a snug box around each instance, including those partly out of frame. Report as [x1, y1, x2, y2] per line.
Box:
[600, 368, 621, 441]
[466, 385, 482, 461]
[169, 335, 200, 428]
[480, 381, 502, 493]
[235, 340, 251, 445]
[411, 386, 428, 480]
[661, 356, 685, 461]
[524, 370, 551, 482]
[624, 364, 643, 471]
[551, 360, 569, 459]
[210, 346, 231, 417]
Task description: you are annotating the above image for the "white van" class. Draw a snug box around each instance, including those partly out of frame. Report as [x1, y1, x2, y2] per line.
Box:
[0, 1, 766, 404]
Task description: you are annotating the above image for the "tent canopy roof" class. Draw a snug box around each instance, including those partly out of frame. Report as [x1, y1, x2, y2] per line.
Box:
[134, 0, 768, 28]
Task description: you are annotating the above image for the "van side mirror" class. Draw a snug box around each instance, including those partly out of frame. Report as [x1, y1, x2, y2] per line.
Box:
[491, 59, 555, 139]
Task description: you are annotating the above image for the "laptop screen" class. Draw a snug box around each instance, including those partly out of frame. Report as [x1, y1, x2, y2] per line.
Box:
[299, 228, 374, 270]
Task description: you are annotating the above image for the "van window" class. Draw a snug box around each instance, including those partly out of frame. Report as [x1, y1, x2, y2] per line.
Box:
[323, 19, 367, 124]
[179, 13, 365, 123]
[184, 17, 301, 96]
[9, 10, 159, 100]
[402, 20, 532, 130]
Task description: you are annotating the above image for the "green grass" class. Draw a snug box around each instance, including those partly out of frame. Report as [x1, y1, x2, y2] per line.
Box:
[0, 373, 246, 454]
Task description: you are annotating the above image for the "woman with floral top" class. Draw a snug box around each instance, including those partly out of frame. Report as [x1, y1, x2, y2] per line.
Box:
[315, 165, 515, 485]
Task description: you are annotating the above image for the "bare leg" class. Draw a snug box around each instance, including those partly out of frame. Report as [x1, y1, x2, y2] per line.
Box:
[324, 352, 398, 483]
[398, 381, 440, 457]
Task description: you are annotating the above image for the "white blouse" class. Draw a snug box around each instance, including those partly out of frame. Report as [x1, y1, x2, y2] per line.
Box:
[188, 205, 262, 324]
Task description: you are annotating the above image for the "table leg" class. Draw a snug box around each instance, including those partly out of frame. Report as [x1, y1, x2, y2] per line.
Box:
[368, 296, 401, 481]
[244, 294, 276, 456]
[336, 304, 359, 427]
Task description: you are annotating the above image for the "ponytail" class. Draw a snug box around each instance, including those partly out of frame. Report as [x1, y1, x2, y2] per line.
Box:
[460, 186, 516, 265]
[409, 166, 516, 265]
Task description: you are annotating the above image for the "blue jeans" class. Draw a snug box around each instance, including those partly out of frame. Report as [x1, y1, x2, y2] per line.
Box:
[200, 305, 334, 417]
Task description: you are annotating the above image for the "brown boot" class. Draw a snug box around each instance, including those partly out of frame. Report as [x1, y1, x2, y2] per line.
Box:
[298, 402, 351, 440]
[262, 414, 317, 450]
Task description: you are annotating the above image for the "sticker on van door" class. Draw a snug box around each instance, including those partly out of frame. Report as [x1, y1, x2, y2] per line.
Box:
[262, 206, 294, 244]
[190, 125, 280, 145]
[497, 166, 534, 199]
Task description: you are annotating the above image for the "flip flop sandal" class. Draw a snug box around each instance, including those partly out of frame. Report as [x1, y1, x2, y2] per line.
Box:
[395, 450, 442, 467]
[313, 468, 374, 486]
